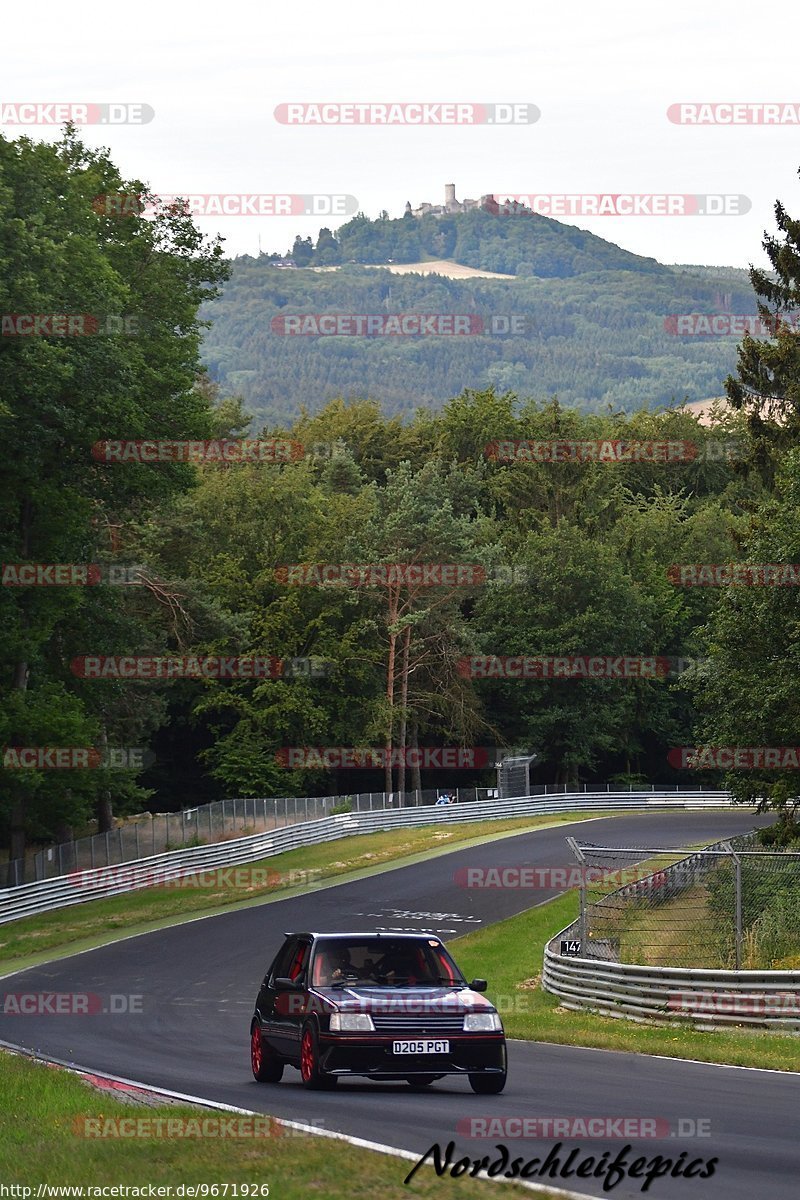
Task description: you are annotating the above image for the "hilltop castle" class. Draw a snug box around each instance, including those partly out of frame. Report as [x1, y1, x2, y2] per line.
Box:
[405, 183, 499, 219]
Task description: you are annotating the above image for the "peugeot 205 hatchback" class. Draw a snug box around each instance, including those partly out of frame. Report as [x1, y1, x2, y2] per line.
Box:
[250, 931, 507, 1092]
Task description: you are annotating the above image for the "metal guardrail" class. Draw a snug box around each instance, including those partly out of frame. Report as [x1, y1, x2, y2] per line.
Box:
[0, 790, 730, 925]
[11, 781, 711, 886]
[543, 831, 800, 1030]
[542, 949, 800, 1030]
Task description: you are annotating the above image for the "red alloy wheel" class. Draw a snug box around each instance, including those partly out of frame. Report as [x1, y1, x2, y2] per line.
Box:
[251, 1023, 284, 1083]
[300, 1028, 314, 1081]
[251, 1026, 263, 1076]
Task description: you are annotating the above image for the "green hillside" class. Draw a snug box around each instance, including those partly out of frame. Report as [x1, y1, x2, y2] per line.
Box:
[199, 209, 756, 426]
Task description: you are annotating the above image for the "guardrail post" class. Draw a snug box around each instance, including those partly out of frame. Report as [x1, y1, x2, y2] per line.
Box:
[135, 824, 140, 857]
[105, 830, 110, 867]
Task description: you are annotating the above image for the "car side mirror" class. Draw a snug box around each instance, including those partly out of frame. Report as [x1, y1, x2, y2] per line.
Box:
[470, 978, 488, 992]
[275, 976, 303, 991]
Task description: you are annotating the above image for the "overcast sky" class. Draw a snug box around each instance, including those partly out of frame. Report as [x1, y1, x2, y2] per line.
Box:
[4, 0, 800, 269]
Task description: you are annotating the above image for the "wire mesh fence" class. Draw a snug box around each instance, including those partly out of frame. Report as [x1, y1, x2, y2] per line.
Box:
[567, 834, 800, 969]
[2, 781, 722, 888]
[5, 785, 488, 886]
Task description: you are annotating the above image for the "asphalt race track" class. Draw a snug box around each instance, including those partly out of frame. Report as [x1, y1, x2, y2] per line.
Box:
[2, 810, 797, 1199]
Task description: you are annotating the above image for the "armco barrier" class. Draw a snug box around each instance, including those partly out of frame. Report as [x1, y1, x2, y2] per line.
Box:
[542, 947, 800, 1030]
[0, 790, 730, 926]
[543, 831, 800, 1031]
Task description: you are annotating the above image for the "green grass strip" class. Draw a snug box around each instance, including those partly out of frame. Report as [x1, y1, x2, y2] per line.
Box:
[449, 893, 800, 1071]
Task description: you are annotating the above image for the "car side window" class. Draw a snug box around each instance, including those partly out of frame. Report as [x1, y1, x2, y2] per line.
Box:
[288, 941, 310, 982]
[270, 938, 301, 984]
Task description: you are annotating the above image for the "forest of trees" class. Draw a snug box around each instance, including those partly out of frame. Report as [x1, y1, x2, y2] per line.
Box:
[284, 207, 668, 276]
[3, 130, 800, 869]
[201, 249, 754, 425]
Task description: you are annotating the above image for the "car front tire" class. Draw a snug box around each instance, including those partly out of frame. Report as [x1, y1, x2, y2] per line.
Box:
[300, 1022, 338, 1090]
[469, 1071, 507, 1094]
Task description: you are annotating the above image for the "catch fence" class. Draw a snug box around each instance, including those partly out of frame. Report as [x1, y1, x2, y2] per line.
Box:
[565, 834, 800, 970]
[3, 782, 716, 887]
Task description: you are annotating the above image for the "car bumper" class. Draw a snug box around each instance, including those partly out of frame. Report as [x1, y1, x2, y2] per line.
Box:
[317, 1033, 506, 1077]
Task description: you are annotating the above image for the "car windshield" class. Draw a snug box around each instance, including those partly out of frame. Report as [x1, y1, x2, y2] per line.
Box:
[310, 938, 466, 988]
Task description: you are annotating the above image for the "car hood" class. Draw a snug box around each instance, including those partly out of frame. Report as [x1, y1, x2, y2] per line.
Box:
[312, 984, 495, 1013]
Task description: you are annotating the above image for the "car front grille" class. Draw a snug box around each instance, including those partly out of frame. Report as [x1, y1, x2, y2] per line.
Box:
[370, 1012, 465, 1033]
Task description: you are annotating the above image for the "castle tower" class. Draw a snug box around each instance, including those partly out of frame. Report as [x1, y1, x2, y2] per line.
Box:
[445, 183, 457, 208]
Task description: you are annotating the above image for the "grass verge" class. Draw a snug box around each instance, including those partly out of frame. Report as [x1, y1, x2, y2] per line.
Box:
[0, 810, 618, 972]
[0, 1051, 556, 1197]
[449, 893, 800, 1071]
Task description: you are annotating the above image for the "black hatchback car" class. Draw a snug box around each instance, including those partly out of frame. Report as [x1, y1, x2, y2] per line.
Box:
[250, 931, 507, 1092]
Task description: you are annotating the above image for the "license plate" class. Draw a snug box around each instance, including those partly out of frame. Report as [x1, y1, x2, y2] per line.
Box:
[392, 1039, 449, 1055]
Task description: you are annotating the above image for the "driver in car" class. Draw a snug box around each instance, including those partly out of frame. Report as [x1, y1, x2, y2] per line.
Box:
[315, 945, 354, 985]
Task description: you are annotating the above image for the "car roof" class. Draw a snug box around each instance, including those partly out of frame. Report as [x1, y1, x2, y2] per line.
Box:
[283, 931, 441, 941]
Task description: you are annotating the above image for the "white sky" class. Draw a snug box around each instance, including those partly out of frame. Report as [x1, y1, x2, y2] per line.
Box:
[4, 0, 800, 268]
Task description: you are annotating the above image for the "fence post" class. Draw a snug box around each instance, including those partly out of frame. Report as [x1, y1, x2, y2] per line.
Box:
[135, 824, 140, 858]
[118, 827, 124, 861]
[567, 837, 587, 952]
[730, 844, 743, 970]
[105, 830, 111, 867]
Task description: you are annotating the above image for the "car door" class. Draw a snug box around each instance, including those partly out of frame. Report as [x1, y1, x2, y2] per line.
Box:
[271, 937, 310, 1059]
[258, 938, 294, 1054]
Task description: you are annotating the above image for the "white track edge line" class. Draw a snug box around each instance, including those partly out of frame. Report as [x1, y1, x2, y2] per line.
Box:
[0, 1039, 595, 1200]
[510, 1038, 800, 1076]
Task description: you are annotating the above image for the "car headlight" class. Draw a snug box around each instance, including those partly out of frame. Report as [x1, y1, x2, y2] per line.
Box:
[329, 1013, 375, 1032]
[463, 1011, 503, 1032]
